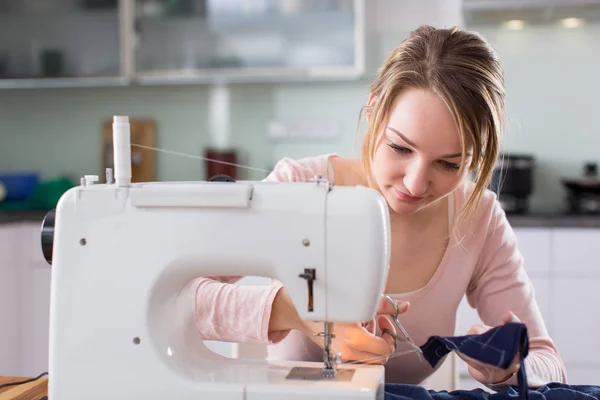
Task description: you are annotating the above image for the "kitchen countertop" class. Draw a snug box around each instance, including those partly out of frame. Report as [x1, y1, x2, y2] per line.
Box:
[0, 210, 48, 225]
[506, 213, 600, 228]
[2, 210, 600, 228]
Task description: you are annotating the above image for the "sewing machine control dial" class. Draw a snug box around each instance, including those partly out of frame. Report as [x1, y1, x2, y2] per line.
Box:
[40, 209, 55, 265]
[208, 174, 236, 182]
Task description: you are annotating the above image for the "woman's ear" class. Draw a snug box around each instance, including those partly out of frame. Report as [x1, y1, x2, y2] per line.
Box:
[367, 93, 377, 106]
[365, 93, 377, 123]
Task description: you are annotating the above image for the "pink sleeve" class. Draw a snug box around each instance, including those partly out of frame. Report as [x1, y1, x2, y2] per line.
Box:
[193, 156, 329, 344]
[467, 196, 568, 388]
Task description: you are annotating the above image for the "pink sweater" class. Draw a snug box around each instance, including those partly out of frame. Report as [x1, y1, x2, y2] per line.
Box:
[193, 154, 567, 389]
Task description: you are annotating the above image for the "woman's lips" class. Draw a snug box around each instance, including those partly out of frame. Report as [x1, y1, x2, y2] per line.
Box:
[394, 189, 423, 202]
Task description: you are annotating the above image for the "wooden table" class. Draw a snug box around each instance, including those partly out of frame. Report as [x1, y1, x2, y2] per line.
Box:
[0, 376, 47, 400]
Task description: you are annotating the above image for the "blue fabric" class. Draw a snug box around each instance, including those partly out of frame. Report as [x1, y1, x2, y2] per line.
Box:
[384, 383, 600, 399]
[383, 322, 600, 400]
[419, 322, 529, 398]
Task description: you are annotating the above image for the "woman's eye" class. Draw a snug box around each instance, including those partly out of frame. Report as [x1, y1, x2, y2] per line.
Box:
[440, 160, 460, 170]
[387, 142, 411, 154]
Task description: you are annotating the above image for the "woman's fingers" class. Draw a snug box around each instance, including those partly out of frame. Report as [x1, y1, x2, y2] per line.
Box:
[377, 315, 397, 351]
[351, 328, 395, 357]
[362, 318, 376, 335]
[466, 323, 489, 335]
[502, 310, 521, 324]
[376, 296, 410, 316]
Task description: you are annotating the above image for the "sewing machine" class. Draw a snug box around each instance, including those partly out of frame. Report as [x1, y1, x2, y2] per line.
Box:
[41, 116, 392, 399]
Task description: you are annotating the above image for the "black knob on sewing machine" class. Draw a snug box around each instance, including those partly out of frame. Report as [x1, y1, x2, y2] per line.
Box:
[208, 174, 236, 182]
[40, 209, 55, 265]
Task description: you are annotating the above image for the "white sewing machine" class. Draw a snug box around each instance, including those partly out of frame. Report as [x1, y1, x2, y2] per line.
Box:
[41, 116, 392, 399]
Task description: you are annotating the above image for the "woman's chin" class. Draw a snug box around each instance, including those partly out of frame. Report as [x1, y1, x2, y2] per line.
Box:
[386, 196, 424, 215]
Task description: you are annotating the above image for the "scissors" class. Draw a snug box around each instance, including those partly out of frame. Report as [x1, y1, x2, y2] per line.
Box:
[380, 295, 424, 360]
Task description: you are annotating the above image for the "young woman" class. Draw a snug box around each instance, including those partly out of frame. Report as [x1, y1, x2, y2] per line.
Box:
[192, 25, 567, 389]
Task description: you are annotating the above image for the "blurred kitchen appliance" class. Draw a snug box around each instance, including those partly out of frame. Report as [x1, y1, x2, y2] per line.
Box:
[102, 119, 156, 182]
[490, 153, 535, 214]
[562, 162, 600, 214]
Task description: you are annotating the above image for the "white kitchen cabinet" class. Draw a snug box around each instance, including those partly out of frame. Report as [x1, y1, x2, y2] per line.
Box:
[564, 367, 600, 385]
[0, 0, 122, 88]
[0, 221, 52, 378]
[18, 222, 52, 378]
[0, 224, 21, 376]
[0, 0, 366, 89]
[552, 228, 600, 277]
[30, 268, 52, 375]
[552, 277, 600, 366]
[514, 228, 552, 276]
[133, 0, 365, 84]
[551, 228, 600, 385]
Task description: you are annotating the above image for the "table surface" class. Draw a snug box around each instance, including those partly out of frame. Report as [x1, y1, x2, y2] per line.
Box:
[0, 376, 48, 400]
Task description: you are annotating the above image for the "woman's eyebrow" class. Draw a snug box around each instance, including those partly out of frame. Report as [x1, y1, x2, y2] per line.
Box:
[386, 126, 472, 159]
[442, 152, 470, 159]
[387, 127, 417, 148]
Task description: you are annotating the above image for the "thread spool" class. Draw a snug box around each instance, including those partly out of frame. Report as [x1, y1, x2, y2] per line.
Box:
[113, 116, 132, 187]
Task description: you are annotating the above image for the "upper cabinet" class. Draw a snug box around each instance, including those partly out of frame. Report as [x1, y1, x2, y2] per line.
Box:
[0, 0, 365, 88]
[0, 0, 126, 88]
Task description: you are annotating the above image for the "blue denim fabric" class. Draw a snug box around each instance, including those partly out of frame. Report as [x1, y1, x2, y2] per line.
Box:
[384, 383, 600, 399]
[420, 322, 529, 398]
[383, 323, 600, 400]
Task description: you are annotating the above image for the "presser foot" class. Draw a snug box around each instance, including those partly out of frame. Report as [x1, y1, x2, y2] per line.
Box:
[321, 350, 342, 379]
[311, 321, 343, 379]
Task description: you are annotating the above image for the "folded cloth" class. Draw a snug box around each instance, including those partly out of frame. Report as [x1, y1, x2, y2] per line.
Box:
[384, 383, 600, 399]
[384, 322, 600, 400]
[419, 322, 529, 398]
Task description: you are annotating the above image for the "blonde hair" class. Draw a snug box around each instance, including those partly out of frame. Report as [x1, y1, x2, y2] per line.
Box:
[361, 25, 506, 222]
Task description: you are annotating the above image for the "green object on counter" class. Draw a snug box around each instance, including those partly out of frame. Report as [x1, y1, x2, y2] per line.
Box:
[29, 176, 76, 210]
[0, 176, 76, 211]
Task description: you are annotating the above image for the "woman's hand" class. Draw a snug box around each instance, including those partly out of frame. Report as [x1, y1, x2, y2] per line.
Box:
[301, 296, 410, 365]
[460, 311, 522, 385]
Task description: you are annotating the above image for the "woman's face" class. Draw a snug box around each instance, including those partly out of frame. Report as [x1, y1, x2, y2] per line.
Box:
[370, 88, 472, 215]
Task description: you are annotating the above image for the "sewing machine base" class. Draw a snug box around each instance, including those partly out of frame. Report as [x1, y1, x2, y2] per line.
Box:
[49, 359, 385, 400]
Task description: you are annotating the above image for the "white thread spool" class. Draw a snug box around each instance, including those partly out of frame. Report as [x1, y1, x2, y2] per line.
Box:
[113, 115, 132, 187]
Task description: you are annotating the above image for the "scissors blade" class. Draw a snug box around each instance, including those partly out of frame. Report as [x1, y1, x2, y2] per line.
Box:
[390, 316, 424, 359]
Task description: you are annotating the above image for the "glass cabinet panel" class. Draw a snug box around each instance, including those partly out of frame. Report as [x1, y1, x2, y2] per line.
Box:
[133, 0, 362, 82]
[0, 0, 121, 81]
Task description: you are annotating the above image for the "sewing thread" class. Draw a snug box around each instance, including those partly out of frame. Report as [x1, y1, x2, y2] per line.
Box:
[131, 143, 273, 176]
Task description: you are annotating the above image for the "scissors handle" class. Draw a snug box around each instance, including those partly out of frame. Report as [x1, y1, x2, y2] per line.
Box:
[382, 295, 424, 358]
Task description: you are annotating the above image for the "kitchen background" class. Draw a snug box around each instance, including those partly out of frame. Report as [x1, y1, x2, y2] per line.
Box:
[1, 0, 600, 392]
[0, 0, 599, 213]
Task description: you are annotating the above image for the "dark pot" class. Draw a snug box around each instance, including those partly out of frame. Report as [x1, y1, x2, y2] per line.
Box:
[562, 179, 600, 196]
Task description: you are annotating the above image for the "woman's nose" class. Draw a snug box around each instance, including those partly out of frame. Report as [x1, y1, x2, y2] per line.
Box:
[403, 162, 429, 197]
